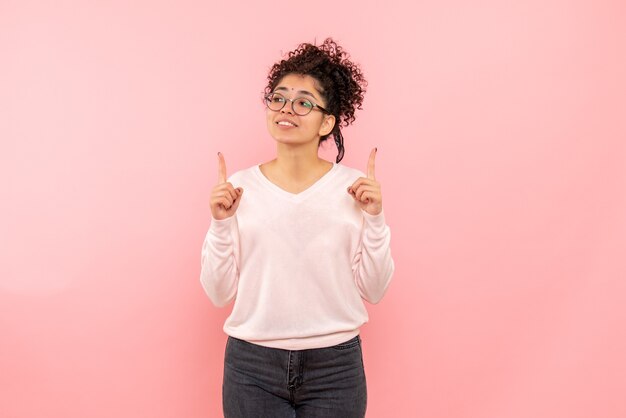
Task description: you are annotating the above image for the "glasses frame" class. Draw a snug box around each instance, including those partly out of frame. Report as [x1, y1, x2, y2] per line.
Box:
[263, 92, 330, 116]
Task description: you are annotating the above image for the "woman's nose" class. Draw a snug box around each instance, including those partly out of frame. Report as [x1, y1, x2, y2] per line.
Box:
[281, 99, 295, 114]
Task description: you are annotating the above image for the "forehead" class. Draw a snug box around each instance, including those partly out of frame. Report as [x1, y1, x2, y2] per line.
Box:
[274, 74, 323, 97]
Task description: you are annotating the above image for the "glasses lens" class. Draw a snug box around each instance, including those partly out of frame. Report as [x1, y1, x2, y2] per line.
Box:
[293, 98, 314, 115]
[265, 93, 285, 111]
[265, 93, 316, 115]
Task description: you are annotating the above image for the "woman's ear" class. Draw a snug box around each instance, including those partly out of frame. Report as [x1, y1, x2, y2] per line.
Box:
[318, 114, 336, 137]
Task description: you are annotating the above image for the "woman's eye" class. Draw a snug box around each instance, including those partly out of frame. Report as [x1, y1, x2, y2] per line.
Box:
[298, 99, 313, 108]
[271, 96, 284, 103]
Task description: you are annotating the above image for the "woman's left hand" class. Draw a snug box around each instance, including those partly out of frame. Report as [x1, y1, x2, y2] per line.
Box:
[347, 148, 383, 216]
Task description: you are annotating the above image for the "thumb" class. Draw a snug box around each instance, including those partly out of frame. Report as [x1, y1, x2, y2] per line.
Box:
[231, 187, 244, 211]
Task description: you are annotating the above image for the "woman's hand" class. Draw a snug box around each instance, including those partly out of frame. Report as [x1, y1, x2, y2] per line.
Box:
[210, 152, 243, 220]
[347, 148, 383, 216]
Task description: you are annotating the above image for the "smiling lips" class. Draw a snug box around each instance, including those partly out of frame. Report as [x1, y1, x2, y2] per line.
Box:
[276, 119, 298, 127]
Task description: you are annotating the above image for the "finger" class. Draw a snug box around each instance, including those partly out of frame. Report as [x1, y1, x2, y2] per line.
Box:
[355, 185, 378, 201]
[213, 189, 238, 204]
[222, 183, 239, 201]
[216, 196, 231, 210]
[360, 191, 375, 204]
[217, 152, 227, 184]
[348, 178, 377, 194]
[217, 191, 234, 208]
[213, 183, 237, 203]
[367, 148, 376, 179]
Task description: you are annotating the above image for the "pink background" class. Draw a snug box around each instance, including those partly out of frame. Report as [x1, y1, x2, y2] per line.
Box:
[2, 1, 625, 417]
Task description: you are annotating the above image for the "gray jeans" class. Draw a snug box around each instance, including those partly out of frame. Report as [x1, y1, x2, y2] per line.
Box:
[222, 335, 367, 418]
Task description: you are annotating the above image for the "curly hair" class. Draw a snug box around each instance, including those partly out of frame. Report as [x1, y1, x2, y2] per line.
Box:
[264, 37, 367, 163]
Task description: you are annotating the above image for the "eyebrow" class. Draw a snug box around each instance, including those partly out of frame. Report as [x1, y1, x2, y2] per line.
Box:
[273, 86, 319, 101]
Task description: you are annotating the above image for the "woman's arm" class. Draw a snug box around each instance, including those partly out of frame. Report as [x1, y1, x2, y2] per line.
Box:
[200, 214, 240, 307]
[348, 148, 394, 303]
[351, 209, 395, 304]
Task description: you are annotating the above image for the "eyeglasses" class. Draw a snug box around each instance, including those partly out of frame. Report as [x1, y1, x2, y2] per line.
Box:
[263, 92, 329, 116]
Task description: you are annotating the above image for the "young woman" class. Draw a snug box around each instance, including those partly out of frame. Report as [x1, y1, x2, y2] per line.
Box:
[200, 37, 395, 418]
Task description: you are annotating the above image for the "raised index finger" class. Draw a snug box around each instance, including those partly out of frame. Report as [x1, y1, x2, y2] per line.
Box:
[367, 148, 376, 179]
[217, 152, 227, 184]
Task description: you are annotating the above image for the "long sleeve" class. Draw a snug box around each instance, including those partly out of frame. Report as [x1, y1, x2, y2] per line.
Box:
[200, 213, 240, 307]
[351, 208, 395, 304]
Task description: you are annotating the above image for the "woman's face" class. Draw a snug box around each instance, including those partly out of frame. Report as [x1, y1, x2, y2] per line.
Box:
[265, 73, 335, 146]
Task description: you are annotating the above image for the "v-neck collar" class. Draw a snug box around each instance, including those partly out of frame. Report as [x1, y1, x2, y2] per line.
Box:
[253, 162, 339, 202]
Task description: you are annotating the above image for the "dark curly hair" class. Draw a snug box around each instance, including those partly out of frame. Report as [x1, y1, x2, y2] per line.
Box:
[264, 37, 367, 163]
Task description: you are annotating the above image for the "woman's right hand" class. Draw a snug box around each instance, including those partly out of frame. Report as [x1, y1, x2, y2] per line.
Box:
[210, 152, 243, 220]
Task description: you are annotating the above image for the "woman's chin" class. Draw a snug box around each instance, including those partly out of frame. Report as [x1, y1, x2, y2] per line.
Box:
[272, 136, 305, 145]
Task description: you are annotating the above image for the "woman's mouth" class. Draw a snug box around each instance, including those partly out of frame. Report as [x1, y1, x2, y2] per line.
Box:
[276, 119, 298, 128]
[277, 123, 296, 129]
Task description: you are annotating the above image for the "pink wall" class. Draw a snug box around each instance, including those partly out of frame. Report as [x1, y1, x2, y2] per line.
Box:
[1, 1, 625, 417]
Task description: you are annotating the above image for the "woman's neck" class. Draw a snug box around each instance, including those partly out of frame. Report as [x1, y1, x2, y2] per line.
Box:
[271, 142, 331, 181]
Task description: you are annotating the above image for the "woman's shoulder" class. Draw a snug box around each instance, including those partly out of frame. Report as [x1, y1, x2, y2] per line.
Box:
[225, 163, 258, 184]
[335, 162, 367, 181]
